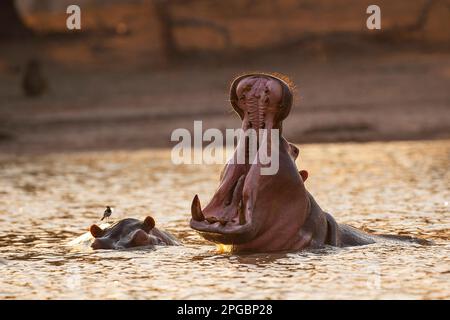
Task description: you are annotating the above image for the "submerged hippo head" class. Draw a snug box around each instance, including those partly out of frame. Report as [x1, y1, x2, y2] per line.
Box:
[89, 216, 164, 250]
[190, 73, 312, 252]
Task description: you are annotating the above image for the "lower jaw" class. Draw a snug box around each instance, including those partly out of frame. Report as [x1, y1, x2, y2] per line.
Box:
[192, 222, 310, 253]
[190, 219, 257, 245]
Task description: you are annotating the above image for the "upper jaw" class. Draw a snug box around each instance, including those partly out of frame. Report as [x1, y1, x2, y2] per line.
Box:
[229, 73, 293, 126]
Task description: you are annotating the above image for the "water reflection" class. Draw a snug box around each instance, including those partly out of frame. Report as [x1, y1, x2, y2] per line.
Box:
[0, 140, 449, 299]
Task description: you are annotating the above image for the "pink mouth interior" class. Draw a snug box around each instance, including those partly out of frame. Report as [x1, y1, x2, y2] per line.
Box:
[191, 76, 285, 234]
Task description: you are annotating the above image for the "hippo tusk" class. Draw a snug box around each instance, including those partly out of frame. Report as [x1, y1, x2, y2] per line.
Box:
[191, 194, 205, 221]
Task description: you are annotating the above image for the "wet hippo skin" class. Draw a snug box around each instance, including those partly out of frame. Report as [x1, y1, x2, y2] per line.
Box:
[89, 216, 179, 250]
[190, 73, 429, 253]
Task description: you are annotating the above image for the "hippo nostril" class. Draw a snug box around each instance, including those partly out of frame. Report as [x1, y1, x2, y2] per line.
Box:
[91, 239, 105, 250]
[131, 229, 151, 247]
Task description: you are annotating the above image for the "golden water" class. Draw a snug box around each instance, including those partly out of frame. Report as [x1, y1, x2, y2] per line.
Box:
[0, 140, 449, 299]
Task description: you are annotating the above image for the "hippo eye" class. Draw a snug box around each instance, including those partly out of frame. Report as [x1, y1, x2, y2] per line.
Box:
[264, 88, 269, 94]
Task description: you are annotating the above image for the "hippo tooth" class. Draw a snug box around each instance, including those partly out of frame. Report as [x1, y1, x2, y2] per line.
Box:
[206, 217, 218, 224]
[191, 194, 205, 221]
[238, 200, 246, 225]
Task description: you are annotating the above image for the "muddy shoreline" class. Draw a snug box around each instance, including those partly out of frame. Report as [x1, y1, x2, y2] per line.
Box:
[1, 42, 449, 155]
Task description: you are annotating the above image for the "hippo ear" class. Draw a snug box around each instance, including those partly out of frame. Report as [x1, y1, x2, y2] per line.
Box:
[289, 143, 300, 160]
[143, 216, 155, 233]
[299, 170, 308, 182]
[90, 224, 104, 238]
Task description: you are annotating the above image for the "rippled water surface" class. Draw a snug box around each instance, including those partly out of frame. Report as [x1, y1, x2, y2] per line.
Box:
[0, 140, 449, 299]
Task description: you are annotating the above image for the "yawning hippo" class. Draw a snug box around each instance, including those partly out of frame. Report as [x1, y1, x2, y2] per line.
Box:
[72, 216, 179, 250]
[190, 73, 428, 252]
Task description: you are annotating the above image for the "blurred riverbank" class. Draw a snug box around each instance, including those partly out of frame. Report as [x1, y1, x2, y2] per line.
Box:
[0, 0, 449, 155]
[1, 42, 449, 155]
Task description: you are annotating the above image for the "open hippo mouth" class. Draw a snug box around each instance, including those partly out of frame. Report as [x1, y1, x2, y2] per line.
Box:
[190, 73, 297, 245]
